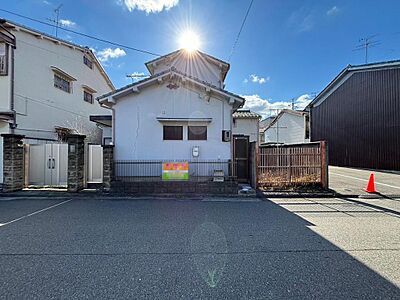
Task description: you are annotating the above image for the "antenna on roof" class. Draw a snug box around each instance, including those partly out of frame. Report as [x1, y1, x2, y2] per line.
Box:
[46, 3, 63, 37]
[353, 35, 381, 63]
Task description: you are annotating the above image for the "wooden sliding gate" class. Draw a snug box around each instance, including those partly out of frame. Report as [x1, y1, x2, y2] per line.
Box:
[257, 141, 328, 188]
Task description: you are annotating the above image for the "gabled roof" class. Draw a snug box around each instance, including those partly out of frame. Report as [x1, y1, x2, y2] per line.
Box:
[145, 49, 231, 81]
[233, 109, 261, 119]
[264, 109, 307, 132]
[0, 19, 115, 90]
[259, 116, 275, 129]
[97, 67, 244, 110]
[308, 59, 400, 108]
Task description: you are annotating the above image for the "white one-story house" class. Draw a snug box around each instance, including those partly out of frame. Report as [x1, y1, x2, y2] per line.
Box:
[232, 109, 261, 144]
[97, 49, 247, 180]
[264, 109, 310, 144]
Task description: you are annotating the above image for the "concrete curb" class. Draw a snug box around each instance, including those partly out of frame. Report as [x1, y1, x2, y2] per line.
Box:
[0, 190, 259, 200]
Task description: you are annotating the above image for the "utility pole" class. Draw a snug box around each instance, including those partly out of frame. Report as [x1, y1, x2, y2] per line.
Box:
[269, 118, 287, 144]
[353, 35, 381, 63]
[47, 4, 63, 37]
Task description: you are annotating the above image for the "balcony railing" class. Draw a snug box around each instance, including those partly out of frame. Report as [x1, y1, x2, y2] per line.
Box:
[114, 159, 235, 182]
[0, 55, 7, 75]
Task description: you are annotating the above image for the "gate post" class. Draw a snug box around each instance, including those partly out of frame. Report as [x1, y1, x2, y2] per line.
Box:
[66, 134, 86, 192]
[102, 145, 114, 192]
[321, 141, 329, 189]
[1, 134, 25, 192]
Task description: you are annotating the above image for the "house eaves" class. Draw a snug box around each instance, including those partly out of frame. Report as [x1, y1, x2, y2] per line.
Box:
[97, 67, 244, 109]
[0, 19, 115, 91]
[308, 59, 400, 108]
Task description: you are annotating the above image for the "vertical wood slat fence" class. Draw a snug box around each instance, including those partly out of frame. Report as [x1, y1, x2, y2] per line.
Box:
[257, 141, 328, 189]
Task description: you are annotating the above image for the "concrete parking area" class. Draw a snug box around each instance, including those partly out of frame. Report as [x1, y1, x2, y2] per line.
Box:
[0, 196, 399, 299]
[329, 166, 400, 197]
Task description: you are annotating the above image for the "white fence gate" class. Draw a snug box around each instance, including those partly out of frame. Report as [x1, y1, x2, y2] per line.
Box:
[27, 144, 68, 186]
[87, 144, 103, 183]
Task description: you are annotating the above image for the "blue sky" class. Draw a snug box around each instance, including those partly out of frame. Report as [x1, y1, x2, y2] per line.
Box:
[2, 0, 400, 117]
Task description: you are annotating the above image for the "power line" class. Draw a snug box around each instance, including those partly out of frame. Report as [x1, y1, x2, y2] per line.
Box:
[0, 8, 161, 56]
[15, 93, 89, 118]
[228, 0, 254, 62]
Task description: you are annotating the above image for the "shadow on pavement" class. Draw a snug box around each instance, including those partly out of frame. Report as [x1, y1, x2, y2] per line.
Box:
[0, 198, 398, 298]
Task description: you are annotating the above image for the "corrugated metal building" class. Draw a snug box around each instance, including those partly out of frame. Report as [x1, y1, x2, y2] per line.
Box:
[308, 60, 400, 171]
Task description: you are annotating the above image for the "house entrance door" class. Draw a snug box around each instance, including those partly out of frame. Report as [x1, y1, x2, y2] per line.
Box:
[233, 135, 249, 182]
[27, 143, 68, 186]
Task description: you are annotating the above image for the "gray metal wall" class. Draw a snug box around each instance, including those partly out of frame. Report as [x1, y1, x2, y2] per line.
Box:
[311, 67, 400, 170]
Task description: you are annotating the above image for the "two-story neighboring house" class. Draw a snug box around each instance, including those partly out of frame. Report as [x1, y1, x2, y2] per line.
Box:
[0, 19, 114, 183]
[97, 49, 249, 182]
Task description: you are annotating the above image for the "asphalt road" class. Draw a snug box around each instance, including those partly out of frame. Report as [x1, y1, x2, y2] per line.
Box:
[0, 196, 399, 299]
[329, 166, 400, 196]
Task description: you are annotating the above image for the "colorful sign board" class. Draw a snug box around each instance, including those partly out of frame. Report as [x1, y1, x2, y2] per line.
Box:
[162, 162, 189, 180]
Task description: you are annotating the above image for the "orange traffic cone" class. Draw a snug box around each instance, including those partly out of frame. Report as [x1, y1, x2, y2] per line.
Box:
[365, 173, 376, 193]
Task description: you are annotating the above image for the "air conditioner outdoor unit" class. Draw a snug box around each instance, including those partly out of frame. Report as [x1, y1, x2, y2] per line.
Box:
[222, 130, 231, 142]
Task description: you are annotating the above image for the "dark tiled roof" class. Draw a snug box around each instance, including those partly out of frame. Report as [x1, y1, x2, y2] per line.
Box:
[232, 109, 261, 119]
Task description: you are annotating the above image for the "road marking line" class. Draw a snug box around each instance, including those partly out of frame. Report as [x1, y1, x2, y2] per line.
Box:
[330, 172, 400, 190]
[0, 199, 72, 228]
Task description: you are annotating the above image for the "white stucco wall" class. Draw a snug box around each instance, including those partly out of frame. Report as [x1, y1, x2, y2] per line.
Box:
[264, 113, 308, 144]
[151, 51, 223, 88]
[102, 126, 112, 143]
[0, 44, 11, 111]
[114, 83, 232, 160]
[232, 118, 259, 143]
[10, 29, 112, 141]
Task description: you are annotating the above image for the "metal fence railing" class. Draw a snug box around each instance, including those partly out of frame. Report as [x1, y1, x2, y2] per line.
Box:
[113, 159, 234, 182]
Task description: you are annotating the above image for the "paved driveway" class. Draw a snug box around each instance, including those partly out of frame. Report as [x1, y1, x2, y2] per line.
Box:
[0, 196, 399, 299]
[329, 166, 400, 196]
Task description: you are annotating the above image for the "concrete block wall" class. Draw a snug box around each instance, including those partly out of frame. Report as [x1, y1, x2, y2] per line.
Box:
[1, 134, 25, 192]
[111, 180, 238, 195]
[67, 134, 86, 192]
[102, 145, 114, 191]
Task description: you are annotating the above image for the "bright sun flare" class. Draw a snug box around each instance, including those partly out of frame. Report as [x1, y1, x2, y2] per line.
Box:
[179, 30, 200, 52]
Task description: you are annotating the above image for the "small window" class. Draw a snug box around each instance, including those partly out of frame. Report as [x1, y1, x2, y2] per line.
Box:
[83, 55, 93, 69]
[83, 90, 94, 103]
[54, 73, 71, 93]
[0, 43, 8, 76]
[188, 126, 207, 140]
[163, 126, 183, 140]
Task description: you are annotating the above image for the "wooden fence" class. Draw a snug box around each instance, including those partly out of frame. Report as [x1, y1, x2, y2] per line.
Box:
[257, 141, 328, 189]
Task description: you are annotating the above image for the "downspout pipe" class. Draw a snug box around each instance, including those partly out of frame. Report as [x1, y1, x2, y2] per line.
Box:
[10, 45, 16, 132]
